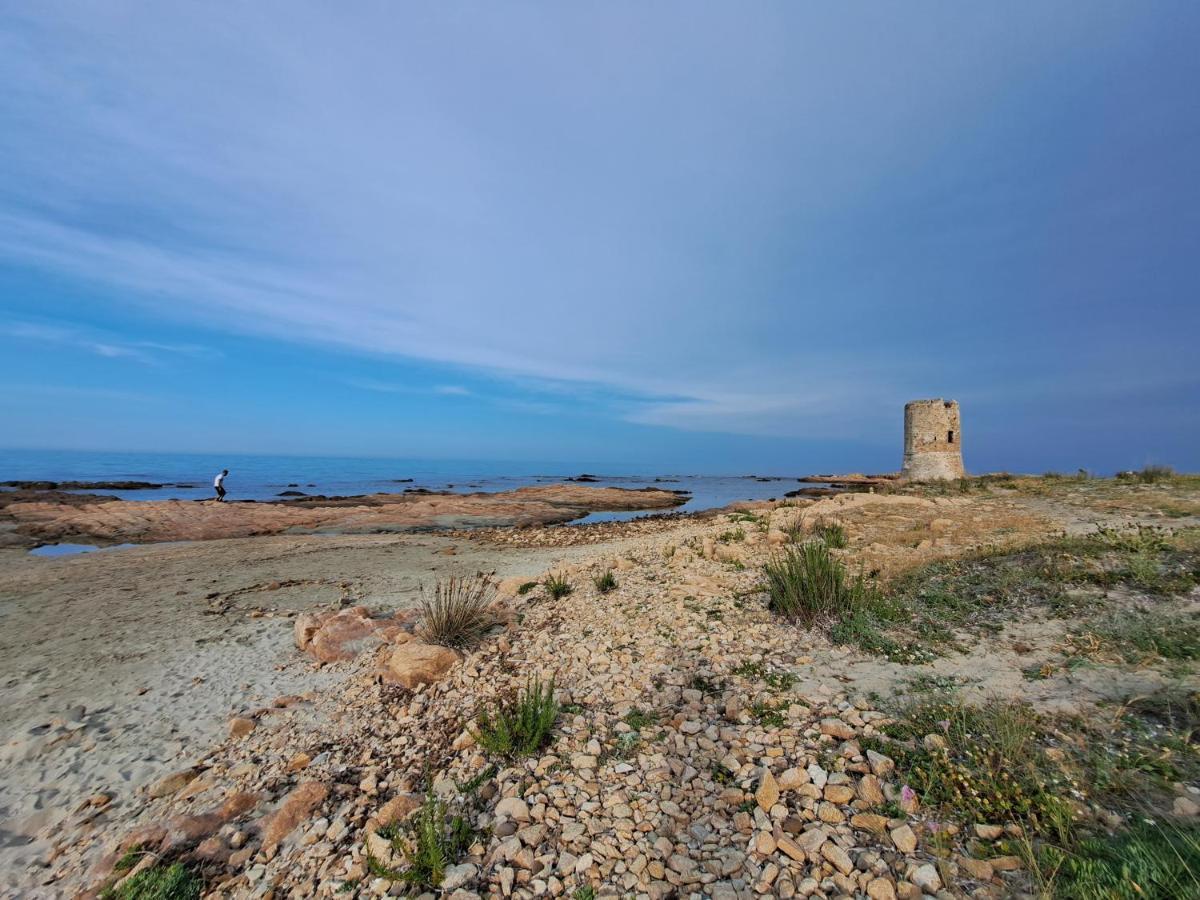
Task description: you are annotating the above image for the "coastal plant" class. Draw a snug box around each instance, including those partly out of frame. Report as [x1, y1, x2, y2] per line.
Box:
[516, 581, 539, 595]
[1081, 610, 1200, 663]
[718, 527, 746, 543]
[811, 518, 848, 549]
[418, 575, 497, 649]
[763, 542, 878, 627]
[543, 573, 573, 599]
[592, 570, 618, 593]
[375, 796, 474, 891]
[1044, 820, 1200, 899]
[472, 676, 559, 760]
[101, 862, 202, 900]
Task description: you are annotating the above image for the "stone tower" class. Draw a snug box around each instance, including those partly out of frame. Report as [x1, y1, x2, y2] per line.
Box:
[900, 399, 964, 481]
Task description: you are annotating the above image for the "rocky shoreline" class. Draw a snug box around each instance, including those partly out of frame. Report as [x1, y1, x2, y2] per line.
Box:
[5, 476, 1199, 898]
[0, 484, 688, 550]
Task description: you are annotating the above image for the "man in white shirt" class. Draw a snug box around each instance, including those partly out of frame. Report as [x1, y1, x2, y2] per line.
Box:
[214, 469, 229, 502]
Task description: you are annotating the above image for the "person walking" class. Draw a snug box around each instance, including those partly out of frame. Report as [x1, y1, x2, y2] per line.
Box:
[214, 468, 229, 501]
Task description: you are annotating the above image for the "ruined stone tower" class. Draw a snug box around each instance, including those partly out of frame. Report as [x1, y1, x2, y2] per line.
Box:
[900, 399, 965, 482]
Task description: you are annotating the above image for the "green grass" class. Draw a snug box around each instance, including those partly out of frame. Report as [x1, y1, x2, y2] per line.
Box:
[471, 676, 559, 760]
[869, 686, 1200, 896]
[877, 695, 1073, 841]
[516, 581, 539, 595]
[418, 575, 497, 649]
[750, 699, 787, 728]
[763, 542, 879, 627]
[856, 527, 1200, 660]
[543, 573, 573, 599]
[1044, 821, 1200, 899]
[592, 570, 618, 593]
[811, 518, 848, 548]
[1084, 610, 1200, 662]
[573, 887, 597, 900]
[718, 527, 746, 543]
[102, 863, 201, 900]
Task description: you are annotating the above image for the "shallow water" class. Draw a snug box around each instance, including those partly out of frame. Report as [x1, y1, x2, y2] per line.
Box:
[2, 450, 814, 510]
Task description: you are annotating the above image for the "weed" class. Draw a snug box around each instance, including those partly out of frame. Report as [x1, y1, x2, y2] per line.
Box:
[516, 581, 539, 595]
[101, 863, 201, 900]
[751, 700, 787, 728]
[399, 796, 475, 890]
[690, 674, 723, 696]
[455, 763, 497, 798]
[623, 707, 658, 731]
[419, 575, 496, 649]
[472, 676, 559, 760]
[543, 573, 573, 599]
[719, 527, 746, 543]
[710, 761, 736, 784]
[573, 888, 597, 900]
[732, 660, 797, 692]
[1119, 465, 1177, 484]
[592, 570, 618, 593]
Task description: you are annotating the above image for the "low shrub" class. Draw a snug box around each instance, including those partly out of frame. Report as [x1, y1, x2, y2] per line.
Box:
[472, 676, 559, 760]
[364, 796, 474, 890]
[1046, 820, 1200, 899]
[418, 575, 496, 649]
[543, 573, 573, 599]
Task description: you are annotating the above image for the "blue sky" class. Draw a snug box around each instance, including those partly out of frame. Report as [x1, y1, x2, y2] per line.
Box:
[1, 3, 1197, 474]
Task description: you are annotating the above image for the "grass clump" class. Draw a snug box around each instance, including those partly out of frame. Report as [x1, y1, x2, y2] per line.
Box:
[718, 527, 746, 543]
[543, 573, 573, 599]
[472, 676, 559, 760]
[1119, 465, 1177, 484]
[418, 575, 496, 649]
[592, 570, 618, 593]
[102, 863, 201, 900]
[732, 659, 797, 691]
[516, 581, 539, 595]
[811, 518, 848, 548]
[764, 542, 879, 627]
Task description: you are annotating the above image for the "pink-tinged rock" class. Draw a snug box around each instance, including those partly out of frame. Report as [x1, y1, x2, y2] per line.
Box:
[260, 781, 329, 853]
[297, 606, 405, 663]
[385, 640, 461, 688]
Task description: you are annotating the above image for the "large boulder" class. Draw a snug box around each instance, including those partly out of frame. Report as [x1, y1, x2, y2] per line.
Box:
[385, 640, 461, 688]
[294, 606, 413, 663]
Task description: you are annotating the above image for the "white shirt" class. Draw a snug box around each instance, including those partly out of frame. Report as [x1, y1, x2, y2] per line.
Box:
[214, 472, 227, 488]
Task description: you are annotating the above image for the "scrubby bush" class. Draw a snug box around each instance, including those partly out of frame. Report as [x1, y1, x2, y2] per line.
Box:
[418, 575, 496, 649]
[472, 676, 559, 759]
[811, 518, 848, 548]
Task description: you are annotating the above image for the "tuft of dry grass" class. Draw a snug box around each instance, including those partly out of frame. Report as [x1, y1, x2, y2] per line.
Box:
[418, 575, 497, 649]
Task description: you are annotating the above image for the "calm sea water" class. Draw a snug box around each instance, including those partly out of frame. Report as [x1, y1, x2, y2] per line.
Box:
[1, 449, 813, 526]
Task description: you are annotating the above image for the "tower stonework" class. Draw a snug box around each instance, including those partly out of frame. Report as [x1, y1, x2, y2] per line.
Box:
[900, 399, 965, 482]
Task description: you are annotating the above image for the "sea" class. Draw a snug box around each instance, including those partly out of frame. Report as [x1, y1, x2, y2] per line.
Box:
[0, 449, 817, 527]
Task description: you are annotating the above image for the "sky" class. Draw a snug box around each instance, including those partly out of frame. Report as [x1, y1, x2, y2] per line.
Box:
[1, 2, 1197, 475]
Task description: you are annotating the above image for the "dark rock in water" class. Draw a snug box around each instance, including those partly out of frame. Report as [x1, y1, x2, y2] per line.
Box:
[277, 490, 306, 497]
[567, 474, 600, 483]
[389, 478, 414, 483]
[1, 480, 163, 490]
[404, 487, 434, 494]
[785, 487, 844, 498]
[287, 483, 299, 487]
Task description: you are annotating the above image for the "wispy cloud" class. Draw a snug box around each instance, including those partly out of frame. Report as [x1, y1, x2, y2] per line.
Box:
[2, 318, 218, 366]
